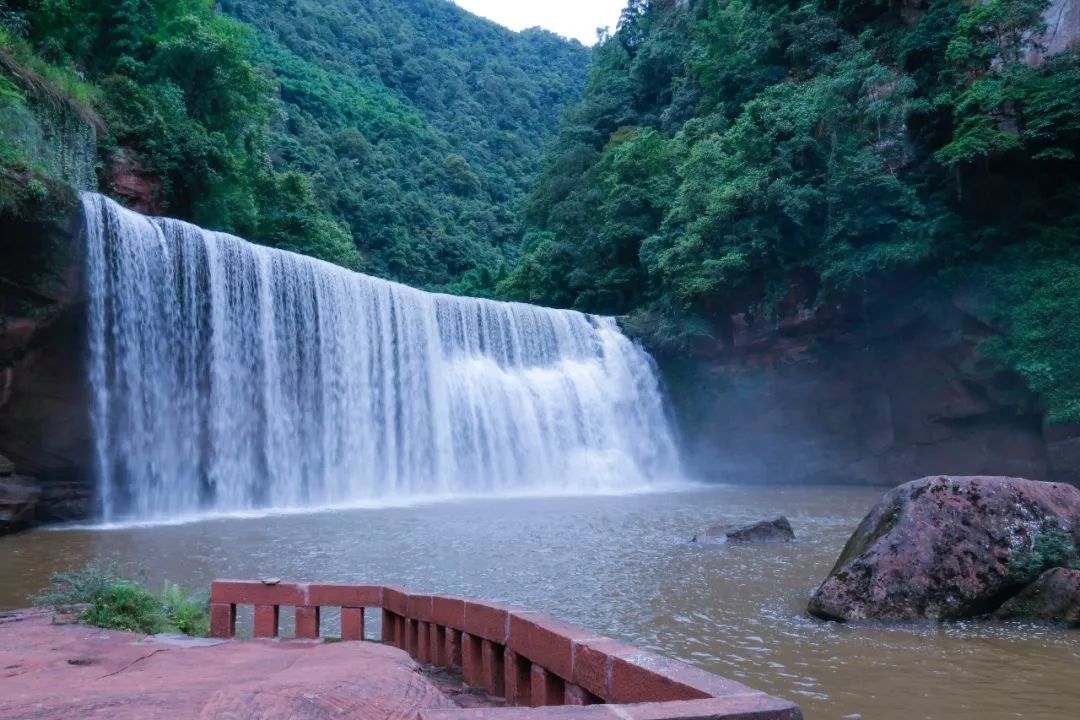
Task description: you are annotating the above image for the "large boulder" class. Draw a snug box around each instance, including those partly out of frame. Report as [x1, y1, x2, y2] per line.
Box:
[809, 476, 1080, 621]
[994, 568, 1080, 626]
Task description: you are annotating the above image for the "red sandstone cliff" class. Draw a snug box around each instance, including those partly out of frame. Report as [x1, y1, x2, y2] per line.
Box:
[0, 183, 94, 530]
[658, 279, 1080, 487]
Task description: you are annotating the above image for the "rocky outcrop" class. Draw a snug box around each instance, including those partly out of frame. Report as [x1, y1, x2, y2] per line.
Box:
[695, 516, 795, 544]
[106, 148, 162, 215]
[0, 179, 94, 532]
[1030, 0, 1080, 64]
[0, 455, 39, 534]
[660, 284, 1079, 487]
[808, 476, 1080, 621]
[0, 610, 460, 720]
[994, 568, 1080, 626]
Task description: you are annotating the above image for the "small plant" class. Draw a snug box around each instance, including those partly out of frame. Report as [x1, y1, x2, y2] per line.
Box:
[24, 177, 46, 201]
[78, 581, 167, 634]
[34, 563, 210, 637]
[159, 582, 211, 637]
[33, 561, 124, 608]
[1012, 526, 1080, 583]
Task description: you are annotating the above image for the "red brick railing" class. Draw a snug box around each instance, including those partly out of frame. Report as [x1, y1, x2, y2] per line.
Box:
[210, 580, 802, 720]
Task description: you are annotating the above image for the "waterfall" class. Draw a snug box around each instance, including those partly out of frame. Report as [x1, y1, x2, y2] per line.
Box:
[82, 193, 682, 521]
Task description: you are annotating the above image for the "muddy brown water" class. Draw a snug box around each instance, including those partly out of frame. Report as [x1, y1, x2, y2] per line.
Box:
[1, 486, 1077, 719]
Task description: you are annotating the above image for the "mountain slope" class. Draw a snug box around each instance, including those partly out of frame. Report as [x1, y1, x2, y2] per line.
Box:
[220, 0, 591, 287]
[501, 0, 1080, 421]
[1, 0, 590, 289]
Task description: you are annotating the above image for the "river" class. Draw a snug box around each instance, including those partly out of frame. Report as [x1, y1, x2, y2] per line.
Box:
[2, 485, 1076, 719]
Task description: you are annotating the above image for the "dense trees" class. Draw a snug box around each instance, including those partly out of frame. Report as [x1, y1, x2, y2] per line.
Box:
[219, 0, 590, 287]
[5, 0, 1080, 419]
[501, 0, 1080, 418]
[1, 0, 589, 285]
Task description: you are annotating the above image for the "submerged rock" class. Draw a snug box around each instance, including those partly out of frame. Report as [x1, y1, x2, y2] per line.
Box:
[994, 568, 1080, 626]
[695, 516, 795, 544]
[808, 476, 1080, 621]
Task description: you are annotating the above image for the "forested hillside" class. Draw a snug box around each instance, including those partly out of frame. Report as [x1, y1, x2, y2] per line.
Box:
[501, 0, 1080, 420]
[0, 0, 589, 287]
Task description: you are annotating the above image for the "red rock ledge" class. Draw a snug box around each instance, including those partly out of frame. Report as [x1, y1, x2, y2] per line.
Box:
[211, 580, 803, 720]
[0, 607, 457, 719]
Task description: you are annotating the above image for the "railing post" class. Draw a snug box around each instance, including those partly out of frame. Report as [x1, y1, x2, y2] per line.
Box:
[433, 624, 447, 666]
[253, 604, 279, 638]
[505, 648, 531, 706]
[210, 603, 236, 639]
[530, 664, 563, 707]
[381, 610, 398, 645]
[296, 606, 320, 639]
[417, 621, 431, 663]
[461, 631, 483, 686]
[445, 627, 462, 671]
[341, 607, 364, 641]
[406, 619, 419, 656]
[481, 639, 506, 697]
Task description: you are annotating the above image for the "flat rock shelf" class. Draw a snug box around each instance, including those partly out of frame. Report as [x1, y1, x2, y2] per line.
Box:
[212, 579, 802, 720]
[0, 608, 456, 719]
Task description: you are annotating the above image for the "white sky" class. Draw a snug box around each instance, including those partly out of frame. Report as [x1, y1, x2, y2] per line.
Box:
[452, 0, 626, 45]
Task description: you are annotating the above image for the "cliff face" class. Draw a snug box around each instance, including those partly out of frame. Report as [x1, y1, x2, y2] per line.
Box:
[660, 285, 1080, 487]
[0, 182, 93, 529]
[1031, 0, 1080, 63]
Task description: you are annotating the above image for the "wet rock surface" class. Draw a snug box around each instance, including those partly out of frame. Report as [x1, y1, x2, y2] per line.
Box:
[662, 288, 1080, 488]
[0, 473, 40, 535]
[994, 568, 1080, 626]
[1, 188, 94, 533]
[0, 453, 93, 536]
[696, 516, 795, 544]
[809, 476, 1080, 621]
[0, 609, 459, 720]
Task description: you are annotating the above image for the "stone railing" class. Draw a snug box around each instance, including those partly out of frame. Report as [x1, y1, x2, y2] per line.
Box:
[210, 580, 802, 720]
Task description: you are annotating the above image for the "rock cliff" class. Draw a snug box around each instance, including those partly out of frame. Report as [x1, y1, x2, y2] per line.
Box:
[0, 180, 94, 529]
[659, 282, 1080, 487]
[1031, 0, 1080, 63]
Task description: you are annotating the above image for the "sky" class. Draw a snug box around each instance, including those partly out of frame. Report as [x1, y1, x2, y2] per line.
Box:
[452, 0, 626, 45]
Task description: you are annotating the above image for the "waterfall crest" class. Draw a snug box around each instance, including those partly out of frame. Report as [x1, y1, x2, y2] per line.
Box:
[83, 193, 681, 521]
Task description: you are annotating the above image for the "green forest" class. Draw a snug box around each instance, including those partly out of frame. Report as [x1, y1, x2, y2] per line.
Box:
[501, 0, 1080, 421]
[2, 0, 1080, 418]
[0, 0, 588, 287]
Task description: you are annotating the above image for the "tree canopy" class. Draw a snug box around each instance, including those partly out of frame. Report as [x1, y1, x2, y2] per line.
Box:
[499, 0, 1080, 418]
[0, 0, 590, 286]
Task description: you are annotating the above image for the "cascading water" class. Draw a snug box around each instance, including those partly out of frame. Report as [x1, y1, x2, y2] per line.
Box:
[83, 193, 682, 521]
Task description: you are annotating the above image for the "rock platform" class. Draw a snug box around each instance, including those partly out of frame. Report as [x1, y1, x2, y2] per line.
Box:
[0, 609, 458, 720]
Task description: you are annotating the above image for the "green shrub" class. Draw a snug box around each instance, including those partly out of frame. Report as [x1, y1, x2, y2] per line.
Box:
[33, 561, 124, 608]
[159, 582, 211, 637]
[78, 581, 167, 634]
[34, 563, 210, 637]
[1012, 526, 1080, 583]
[971, 245, 1080, 423]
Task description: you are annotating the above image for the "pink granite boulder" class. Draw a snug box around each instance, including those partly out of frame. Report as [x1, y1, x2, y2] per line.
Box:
[994, 568, 1080, 626]
[809, 476, 1080, 621]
